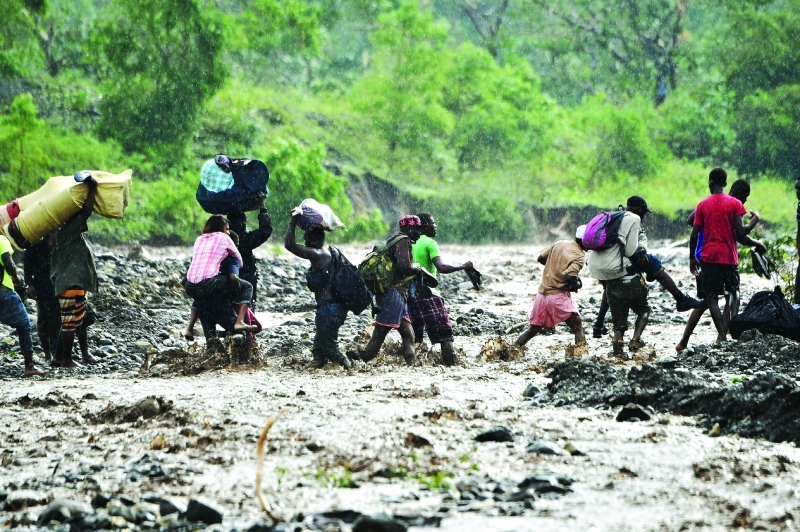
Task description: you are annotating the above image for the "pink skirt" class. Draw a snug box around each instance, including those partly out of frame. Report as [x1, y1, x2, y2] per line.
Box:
[529, 292, 577, 328]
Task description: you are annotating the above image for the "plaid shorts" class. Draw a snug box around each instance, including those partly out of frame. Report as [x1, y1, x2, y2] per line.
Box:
[58, 288, 87, 332]
[408, 287, 454, 344]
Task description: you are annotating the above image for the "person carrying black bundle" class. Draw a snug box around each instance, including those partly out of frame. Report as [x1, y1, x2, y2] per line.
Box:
[227, 191, 272, 309]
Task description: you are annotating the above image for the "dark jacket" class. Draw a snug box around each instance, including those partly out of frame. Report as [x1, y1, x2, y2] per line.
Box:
[24, 240, 56, 297]
[229, 209, 273, 282]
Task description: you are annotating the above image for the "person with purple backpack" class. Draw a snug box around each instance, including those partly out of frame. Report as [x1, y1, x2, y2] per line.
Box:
[586, 196, 656, 357]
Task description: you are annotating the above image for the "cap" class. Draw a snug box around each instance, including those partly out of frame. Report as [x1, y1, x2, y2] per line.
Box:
[399, 215, 422, 227]
[626, 195, 652, 214]
[575, 224, 586, 240]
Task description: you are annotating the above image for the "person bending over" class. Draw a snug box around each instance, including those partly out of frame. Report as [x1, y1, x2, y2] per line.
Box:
[50, 177, 100, 367]
[285, 216, 352, 369]
[588, 196, 652, 357]
[516, 225, 588, 348]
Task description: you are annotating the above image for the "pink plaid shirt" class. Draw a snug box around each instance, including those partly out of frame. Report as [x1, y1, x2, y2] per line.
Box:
[186, 232, 243, 283]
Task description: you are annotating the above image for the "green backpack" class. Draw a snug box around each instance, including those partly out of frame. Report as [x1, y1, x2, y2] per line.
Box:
[358, 234, 411, 294]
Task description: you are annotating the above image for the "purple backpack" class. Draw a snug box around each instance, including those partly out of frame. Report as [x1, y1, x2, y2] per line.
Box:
[582, 210, 626, 250]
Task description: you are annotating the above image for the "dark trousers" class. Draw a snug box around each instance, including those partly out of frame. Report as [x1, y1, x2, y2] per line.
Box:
[313, 300, 348, 367]
[606, 276, 650, 333]
[0, 287, 33, 353]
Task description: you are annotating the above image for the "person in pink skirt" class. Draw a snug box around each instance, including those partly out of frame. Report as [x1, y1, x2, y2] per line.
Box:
[515, 225, 588, 348]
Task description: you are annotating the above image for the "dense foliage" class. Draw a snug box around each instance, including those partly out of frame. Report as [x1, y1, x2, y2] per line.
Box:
[0, 0, 797, 244]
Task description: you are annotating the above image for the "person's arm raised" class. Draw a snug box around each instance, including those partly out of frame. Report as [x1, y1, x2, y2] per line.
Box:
[284, 216, 326, 263]
[80, 177, 98, 220]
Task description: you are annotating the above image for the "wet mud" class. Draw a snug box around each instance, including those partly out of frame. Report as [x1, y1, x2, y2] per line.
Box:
[2, 242, 799, 531]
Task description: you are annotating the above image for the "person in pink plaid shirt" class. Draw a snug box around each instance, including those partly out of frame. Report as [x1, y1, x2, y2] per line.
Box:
[183, 215, 258, 335]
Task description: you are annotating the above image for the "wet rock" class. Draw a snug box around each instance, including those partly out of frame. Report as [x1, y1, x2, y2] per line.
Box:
[616, 403, 651, 422]
[656, 357, 677, 369]
[184, 498, 223, 525]
[523, 383, 541, 397]
[36, 498, 92, 526]
[3, 489, 51, 511]
[525, 440, 563, 455]
[352, 515, 408, 532]
[405, 432, 431, 447]
[474, 425, 514, 442]
[563, 442, 585, 456]
[738, 329, 761, 342]
[90, 494, 110, 509]
[518, 474, 574, 494]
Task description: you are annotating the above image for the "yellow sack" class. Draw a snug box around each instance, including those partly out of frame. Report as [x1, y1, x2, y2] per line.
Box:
[12, 169, 132, 246]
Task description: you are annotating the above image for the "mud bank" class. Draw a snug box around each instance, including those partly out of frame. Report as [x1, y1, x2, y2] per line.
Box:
[546, 357, 800, 443]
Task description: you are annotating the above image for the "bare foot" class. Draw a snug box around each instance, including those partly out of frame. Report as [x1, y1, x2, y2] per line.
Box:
[82, 353, 100, 364]
[24, 365, 47, 377]
[60, 358, 83, 369]
[183, 329, 194, 341]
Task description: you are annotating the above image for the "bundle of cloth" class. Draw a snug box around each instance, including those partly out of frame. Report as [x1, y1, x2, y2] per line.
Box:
[291, 198, 345, 231]
[1, 169, 133, 250]
[196, 155, 269, 214]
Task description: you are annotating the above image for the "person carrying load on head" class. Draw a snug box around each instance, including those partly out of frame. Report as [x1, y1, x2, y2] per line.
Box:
[226, 191, 273, 310]
[516, 225, 589, 349]
[0, 233, 46, 376]
[183, 215, 259, 336]
[358, 215, 424, 366]
[409, 212, 473, 366]
[50, 175, 102, 368]
[284, 211, 353, 370]
[196, 155, 269, 215]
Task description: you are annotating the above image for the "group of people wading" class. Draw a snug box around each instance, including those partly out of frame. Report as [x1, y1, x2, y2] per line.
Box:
[2, 166, 799, 377]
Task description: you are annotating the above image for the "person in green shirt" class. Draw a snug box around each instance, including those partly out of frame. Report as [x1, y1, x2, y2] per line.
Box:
[410, 212, 473, 366]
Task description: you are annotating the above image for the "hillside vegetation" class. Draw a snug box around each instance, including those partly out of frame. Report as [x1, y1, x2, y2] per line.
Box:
[1, 0, 798, 243]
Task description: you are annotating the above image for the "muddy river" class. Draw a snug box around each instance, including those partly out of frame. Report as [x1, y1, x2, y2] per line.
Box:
[1, 242, 798, 531]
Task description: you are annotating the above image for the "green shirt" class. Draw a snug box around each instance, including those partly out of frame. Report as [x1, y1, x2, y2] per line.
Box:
[0, 235, 14, 290]
[412, 235, 441, 277]
[50, 216, 98, 295]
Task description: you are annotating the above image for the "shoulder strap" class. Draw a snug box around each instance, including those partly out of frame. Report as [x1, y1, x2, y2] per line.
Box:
[386, 234, 408, 250]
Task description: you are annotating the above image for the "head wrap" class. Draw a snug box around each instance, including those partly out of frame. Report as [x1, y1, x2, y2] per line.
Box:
[399, 215, 422, 228]
[575, 225, 587, 240]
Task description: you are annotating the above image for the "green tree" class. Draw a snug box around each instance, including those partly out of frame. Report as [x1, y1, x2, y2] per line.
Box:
[0, 94, 49, 197]
[351, 1, 453, 157]
[719, 7, 800, 99]
[0, 0, 46, 77]
[444, 43, 554, 168]
[89, 0, 226, 158]
[732, 85, 800, 177]
[520, 0, 690, 105]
